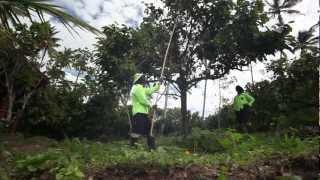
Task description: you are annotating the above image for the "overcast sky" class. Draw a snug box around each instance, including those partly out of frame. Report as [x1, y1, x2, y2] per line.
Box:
[51, 0, 319, 116]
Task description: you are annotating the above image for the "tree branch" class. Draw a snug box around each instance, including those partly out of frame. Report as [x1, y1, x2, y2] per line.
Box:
[179, 18, 196, 59]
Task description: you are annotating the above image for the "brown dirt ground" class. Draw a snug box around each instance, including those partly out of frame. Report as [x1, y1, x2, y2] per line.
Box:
[85, 152, 319, 180]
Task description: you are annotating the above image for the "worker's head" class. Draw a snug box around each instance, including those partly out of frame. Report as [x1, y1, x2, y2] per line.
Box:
[235, 85, 244, 94]
[133, 73, 146, 84]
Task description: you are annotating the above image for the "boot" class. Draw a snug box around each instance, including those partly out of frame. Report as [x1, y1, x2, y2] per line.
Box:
[129, 137, 138, 148]
[147, 136, 156, 150]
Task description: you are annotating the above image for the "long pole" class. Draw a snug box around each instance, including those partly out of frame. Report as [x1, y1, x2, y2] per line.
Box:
[150, 21, 177, 136]
[160, 23, 177, 78]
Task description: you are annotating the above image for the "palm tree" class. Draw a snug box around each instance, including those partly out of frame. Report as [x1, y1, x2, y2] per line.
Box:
[293, 23, 319, 54]
[265, 0, 302, 25]
[0, 0, 100, 34]
[31, 22, 60, 68]
[265, 0, 303, 57]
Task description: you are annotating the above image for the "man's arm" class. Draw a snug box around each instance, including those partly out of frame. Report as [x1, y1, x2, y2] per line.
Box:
[145, 83, 160, 96]
[245, 93, 255, 106]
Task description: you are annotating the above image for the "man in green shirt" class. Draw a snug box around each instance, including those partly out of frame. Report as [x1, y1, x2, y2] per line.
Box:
[129, 73, 160, 149]
[233, 85, 255, 132]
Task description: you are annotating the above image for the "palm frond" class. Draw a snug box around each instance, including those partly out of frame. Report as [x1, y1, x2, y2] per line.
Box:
[272, 0, 280, 8]
[309, 22, 319, 32]
[281, 0, 302, 9]
[264, 0, 273, 7]
[308, 37, 319, 45]
[0, 0, 101, 35]
[24, 0, 101, 34]
[282, 9, 302, 15]
[297, 31, 313, 43]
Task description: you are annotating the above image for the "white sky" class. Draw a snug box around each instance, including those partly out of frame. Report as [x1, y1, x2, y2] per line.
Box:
[51, 0, 319, 116]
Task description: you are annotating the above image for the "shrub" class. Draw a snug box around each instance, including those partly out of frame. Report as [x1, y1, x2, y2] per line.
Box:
[181, 128, 225, 153]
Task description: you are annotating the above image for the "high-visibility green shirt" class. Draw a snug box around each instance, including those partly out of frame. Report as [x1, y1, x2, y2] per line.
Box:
[233, 92, 255, 111]
[130, 83, 160, 115]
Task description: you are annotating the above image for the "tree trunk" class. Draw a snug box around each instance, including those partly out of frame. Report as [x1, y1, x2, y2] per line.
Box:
[164, 85, 169, 120]
[120, 95, 132, 133]
[10, 91, 34, 134]
[75, 70, 81, 85]
[6, 86, 15, 123]
[40, 47, 47, 67]
[318, 6, 320, 126]
[201, 79, 207, 121]
[162, 85, 169, 136]
[250, 61, 254, 84]
[180, 87, 189, 136]
[218, 79, 221, 129]
[160, 123, 165, 135]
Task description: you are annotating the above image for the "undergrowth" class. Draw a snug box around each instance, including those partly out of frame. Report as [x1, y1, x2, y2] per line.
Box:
[0, 129, 318, 179]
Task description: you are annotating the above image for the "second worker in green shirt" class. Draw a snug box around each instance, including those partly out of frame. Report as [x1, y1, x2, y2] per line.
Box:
[233, 85, 255, 132]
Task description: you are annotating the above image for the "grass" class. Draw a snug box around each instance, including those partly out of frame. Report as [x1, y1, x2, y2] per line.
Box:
[0, 130, 319, 179]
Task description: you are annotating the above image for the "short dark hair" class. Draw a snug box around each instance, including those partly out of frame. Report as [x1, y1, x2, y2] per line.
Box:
[236, 85, 244, 94]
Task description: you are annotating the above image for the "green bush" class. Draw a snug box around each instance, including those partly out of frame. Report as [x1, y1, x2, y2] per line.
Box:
[0, 167, 9, 180]
[181, 128, 223, 153]
[219, 129, 244, 150]
[15, 148, 85, 180]
[181, 128, 251, 154]
[15, 151, 59, 178]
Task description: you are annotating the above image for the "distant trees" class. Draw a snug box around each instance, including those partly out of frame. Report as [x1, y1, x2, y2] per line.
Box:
[0, 0, 100, 134]
[94, 0, 290, 136]
[208, 48, 318, 132]
[0, 0, 317, 138]
[0, 23, 56, 132]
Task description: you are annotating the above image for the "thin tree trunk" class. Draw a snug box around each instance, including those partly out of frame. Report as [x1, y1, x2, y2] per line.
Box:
[6, 87, 15, 123]
[218, 79, 221, 129]
[3, 57, 24, 124]
[120, 95, 132, 133]
[201, 79, 207, 121]
[75, 70, 81, 85]
[180, 87, 188, 136]
[164, 85, 169, 120]
[250, 61, 254, 84]
[40, 47, 47, 68]
[161, 85, 169, 136]
[278, 15, 284, 26]
[10, 90, 34, 134]
[160, 123, 165, 135]
[201, 45, 208, 121]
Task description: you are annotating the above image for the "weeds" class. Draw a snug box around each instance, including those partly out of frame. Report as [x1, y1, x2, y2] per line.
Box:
[3, 131, 319, 179]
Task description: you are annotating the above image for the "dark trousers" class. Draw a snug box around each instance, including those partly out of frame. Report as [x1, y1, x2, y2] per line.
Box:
[132, 113, 151, 136]
[235, 105, 251, 132]
[130, 113, 155, 149]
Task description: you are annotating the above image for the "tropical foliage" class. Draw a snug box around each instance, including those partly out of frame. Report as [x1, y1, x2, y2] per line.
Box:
[0, 0, 318, 179]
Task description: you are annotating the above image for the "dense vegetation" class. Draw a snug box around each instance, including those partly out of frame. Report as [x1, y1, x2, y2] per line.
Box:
[0, 0, 318, 179]
[0, 130, 319, 179]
